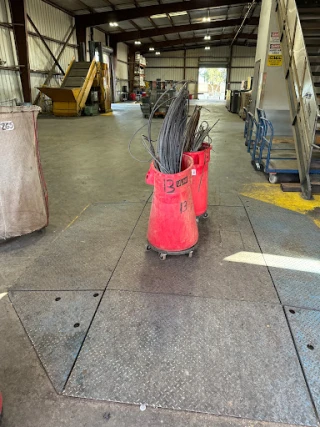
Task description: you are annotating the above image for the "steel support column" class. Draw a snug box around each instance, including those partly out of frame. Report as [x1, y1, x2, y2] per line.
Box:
[109, 37, 117, 103]
[8, 0, 31, 103]
[226, 45, 233, 90]
[128, 46, 135, 94]
[76, 23, 87, 61]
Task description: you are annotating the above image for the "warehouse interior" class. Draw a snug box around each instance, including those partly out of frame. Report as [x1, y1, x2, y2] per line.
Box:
[1, 0, 320, 426]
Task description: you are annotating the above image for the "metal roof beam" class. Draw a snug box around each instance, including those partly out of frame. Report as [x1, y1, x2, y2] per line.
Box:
[146, 40, 255, 53]
[138, 32, 257, 51]
[113, 17, 258, 42]
[75, 0, 250, 27]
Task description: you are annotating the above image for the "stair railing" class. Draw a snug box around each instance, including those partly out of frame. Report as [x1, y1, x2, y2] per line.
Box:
[276, 0, 318, 199]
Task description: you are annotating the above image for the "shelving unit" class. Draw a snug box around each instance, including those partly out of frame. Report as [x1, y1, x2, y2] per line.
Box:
[134, 53, 146, 91]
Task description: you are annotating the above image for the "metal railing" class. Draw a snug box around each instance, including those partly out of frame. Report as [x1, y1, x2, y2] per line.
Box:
[276, 0, 318, 199]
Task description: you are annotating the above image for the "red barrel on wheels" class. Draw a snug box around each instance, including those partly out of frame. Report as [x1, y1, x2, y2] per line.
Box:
[185, 143, 211, 217]
[145, 154, 198, 259]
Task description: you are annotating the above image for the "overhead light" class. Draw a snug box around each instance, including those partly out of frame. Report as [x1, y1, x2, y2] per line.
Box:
[204, 35, 211, 40]
[149, 47, 154, 51]
[150, 13, 167, 19]
[155, 51, 161, 55]
[109, 22, 118, 26]
[202, 17, 210, 22]
[169, 11, 187, 17]
[151, 11, 187, 19]
[135, 41, 141, 45]
[205, 46, 210, 50]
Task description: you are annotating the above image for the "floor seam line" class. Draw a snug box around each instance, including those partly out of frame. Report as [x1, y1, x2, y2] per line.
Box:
[283, 306, 320, 422]
[239, 197, 282, 304]
[106, 287, 281, 306]
[241, 198, 319, 422]
[61, 197, 150, 394]
[7, 292, 60, 394]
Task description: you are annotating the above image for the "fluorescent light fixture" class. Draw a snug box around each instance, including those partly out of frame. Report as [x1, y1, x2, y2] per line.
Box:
[150, 13, 167, 19]
[169, 11, 187, 17]
[109, 22, 118, 26]
[155, 51, 161, 55]
[202, 17, 210, 22]
[205, 46, 210, 50]
[151, 11, 187, 19]
[149, 47, 155, 51]
[204, 35, 211, 40]
[135, 41, 141, 45]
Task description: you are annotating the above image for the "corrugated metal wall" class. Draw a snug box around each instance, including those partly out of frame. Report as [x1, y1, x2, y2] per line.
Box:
[0, 0, 110, 103]
[230, 45, 255, 90]
[144, 45, 256, 95]
[0, 0, 22, 101]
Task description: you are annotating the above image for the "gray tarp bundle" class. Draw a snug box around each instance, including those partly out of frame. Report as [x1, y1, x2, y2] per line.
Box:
[0, 106, 48, 239]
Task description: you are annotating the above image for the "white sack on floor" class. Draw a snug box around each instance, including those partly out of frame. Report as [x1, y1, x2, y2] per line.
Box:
[0, 106, 48, 239]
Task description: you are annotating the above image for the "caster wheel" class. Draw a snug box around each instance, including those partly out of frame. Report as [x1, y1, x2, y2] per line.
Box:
[188, 251, 194, 258]
[255, 162, 261, 171]
[145, 244, 151, 251]
[159, 253, 167, 261]
[202, 212, 209, 219]
[268, 174, 278, 184]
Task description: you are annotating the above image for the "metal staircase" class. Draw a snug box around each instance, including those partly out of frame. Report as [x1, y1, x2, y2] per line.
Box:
[277, 0, 320, 199]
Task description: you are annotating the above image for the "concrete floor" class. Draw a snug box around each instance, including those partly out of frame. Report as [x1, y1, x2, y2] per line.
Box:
[0, 101, 320, 427]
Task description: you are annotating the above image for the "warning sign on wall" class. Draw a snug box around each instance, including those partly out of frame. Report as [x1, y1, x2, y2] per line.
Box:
[267, 54, 283, 66]
[267, 31, 282, 66]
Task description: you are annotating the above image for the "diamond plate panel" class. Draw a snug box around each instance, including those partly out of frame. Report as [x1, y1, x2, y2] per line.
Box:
[107, 205, 278, 303]
[242, 198, 319, 258]
[12, 203, 144, 290]
[285, 307, 320, 415]
[270, 269, 320, 310]
[9, 290, 101, 392]
[242, 198, 320, 309]
[208, 189, 243, 207]
[64, 291, 316, 426]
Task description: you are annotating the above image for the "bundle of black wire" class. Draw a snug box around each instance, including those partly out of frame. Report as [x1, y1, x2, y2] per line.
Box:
[129, 81, 218, 173]
[183, 106, 219, 153]
[157, 83, 189, 174]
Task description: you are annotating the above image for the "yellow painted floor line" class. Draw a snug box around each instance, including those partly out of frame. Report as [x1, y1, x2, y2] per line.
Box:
[241, 183, 320, 228]
[64, 204, 91, 230]
[51, 204, 91, 243]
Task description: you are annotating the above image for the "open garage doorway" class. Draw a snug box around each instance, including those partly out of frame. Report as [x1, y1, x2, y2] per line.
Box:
[198, 67, 227, 100]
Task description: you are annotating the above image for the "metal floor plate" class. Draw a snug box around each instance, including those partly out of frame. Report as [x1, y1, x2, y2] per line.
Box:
[242, 198, 320, 310]
[285, 307, 320, 416]
[64, 290, 316, 426]
[270, 269, 320, 310]
[9, 290, 101, 392]
[12, 203, 144, 290]
[208, 189, 242, 207]
[108, 205, 278, 304]
[242, 198, 319, 258]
